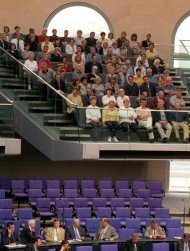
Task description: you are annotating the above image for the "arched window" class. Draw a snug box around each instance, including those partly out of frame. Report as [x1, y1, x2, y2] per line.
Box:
[44, 3, 112, 38]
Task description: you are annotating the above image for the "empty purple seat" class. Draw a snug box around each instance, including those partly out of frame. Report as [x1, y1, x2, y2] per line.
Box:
[100, 189, 115, 199]
[12, 180, 27, 197]
[17, 208, 33, 220]
[81, 180, 95, 189]
[64, 179, 78, 189]
[101, 244, 118, 251]
[76, 207, 91, 219]
[0, 209, 12, 220]
[86, 218, 101, 237]
[74, 198, 88, 208]
[76, 246, 92, 251]
[36, 198, 55, 218]
[64, 189, 78, 198]
[135, 208, 150, 218]
[132, 181, 146, 194]
[107, 218, 121, 229]
[119, 228, 135, 239]
[166, 218, 181, 228]
[167, 228, 183, 238]
[96, 207, 112, 218]
[0, 189, 5, 199]
[46, 180, 60, 190]
[115, 180, 129, 190]
[63, 207, 73, 218]
[0, 199, 12, 209]
[0, 177, 11, 193]
[117, 189, 132, 205]
[46, 189, 61, 205]
[115, 207, 131, 220]
[64, 218, 73, 227]
[129, 198, 144, 210]
[136, 189, 150, 205]
[55, 198, 70, 208]
[28, 189, 43, 206]
[29, 180, 43, 189]
[126, 218, 141, 232]
[110, 198, 125, 210]
[155, 208, 169, 218]
[98, 180, 112, 189]
[149, 182, 164, 198]
[148, 198, 162, 209]
[152, 243, 169, 251]
[92, 198, 107, 208]
[82, 189, 97, 198]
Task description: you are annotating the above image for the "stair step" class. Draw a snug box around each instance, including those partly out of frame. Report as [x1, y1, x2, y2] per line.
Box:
[2, 83, 26, 89]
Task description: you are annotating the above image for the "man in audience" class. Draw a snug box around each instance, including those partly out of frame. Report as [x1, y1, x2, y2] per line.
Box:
[74, 30, 84, 46]
[152, 100, 172, 143]
[38, 28, 48, 43]
[124, 39, 133, 57]
[24, 52, 38, 90]
[95, 40, 103, 55]
[162, 76, 177, 99]
[82, 87, 96, 107]
[1, 222, 20, 246]
[65, 38, 77, 54]
[0, 33, 10, 50]
[146, 68, 158, 86]
[61, 30, 70, 45]
[86, 32, 97, 47]
[178, 233, 190, 251]
[11, 33, 24, 52]
[49, 29, 59, 43]
[117, 31, 127, 48]
[96, 218, 119, 240]
[170, 102, 189, 143]
[86, 46, 102, 64]
[140, 76, 156, 97]
[118, 66, 129, 86]
[124, 75, 139, 97]
[65, 218, 86, 240]
[169, 88, 185, 109]
[126, 233, 142, 251]
[45, 218, 65, 242]
[136, 98, 154, 143]
[67, 87, 83, 125]
[38, 53, 52, 71]
[26, 236, 42, 251]
[142, 33, 153, 49]
[85, 54, 103, 74]
[150, 90, 168, 109]
[21, 219, 37, 244]
[117, 88, 130, 108]
[144, 219, 166, 239]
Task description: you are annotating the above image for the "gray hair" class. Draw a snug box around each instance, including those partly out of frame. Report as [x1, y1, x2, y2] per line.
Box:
[28, 219, 35, 226]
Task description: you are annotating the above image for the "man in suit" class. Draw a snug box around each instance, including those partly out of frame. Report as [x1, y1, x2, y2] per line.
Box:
[178, 233, 190, 251]
[141, 33, 153, 49]
[45, 218, 65, 242]
[50, 74, 67, 98]
[11, 33, 24, 52]
[140, 76, 156, 98]
[96, 218, 119, 240]
[152, 99, 172, 143]
[144, 219, 166, 239]
[21, 219, 37, 244]
[65, 218, 86, 240]
[0, 34, 10, 50]
[1, 221, 20, 246]
[126, 233, 142, 251]
[26, 236, 42, 251]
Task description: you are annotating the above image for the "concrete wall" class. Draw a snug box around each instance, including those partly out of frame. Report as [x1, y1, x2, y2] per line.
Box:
[1, 0, 190, 44]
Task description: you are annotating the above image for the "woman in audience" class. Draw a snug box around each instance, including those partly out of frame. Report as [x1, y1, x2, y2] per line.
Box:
[146, 42, 158, 65]
[98, 32, 108, 47]
[73, 55, 85, 74]
[87, 66, 100, 84]
[136, 52, 149, 68]
[60, 240, 70, 251]
[105, 77, 120, 96]
[41, 36, 55, 54]
[28, 34, 38, 52]
[92, 77, 105, 104]
[133, 68, 144, 86]
[51, 47, 62, 62]
[60, 56, 71, 72]
[134, 60, 146, 77]
[38, 53, 52, 71]
[72, 45, 85, 64]
[71, 64, 85, 81]
[130, 33, 141, 55]
[111, 41, 120, 57]
[24, 52, 38, 90]
[21, 44, 31, 60]
[107, 32, 116, 47]
[3, 26, 11, 42]
[102, 88, 116, 107]
[118, 48, 128, 66]
[106, 56, 119, 74]
[102, 100, 120, 142]
[151, 58, 165, 78]
[105, 67, 118, 84]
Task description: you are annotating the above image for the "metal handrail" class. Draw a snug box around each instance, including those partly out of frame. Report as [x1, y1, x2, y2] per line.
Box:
[0, 91, 13, 103]
[0, 46, 74, 105]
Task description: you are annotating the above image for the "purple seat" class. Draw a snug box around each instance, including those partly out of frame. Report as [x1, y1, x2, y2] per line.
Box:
[166, 218, 181, 228]
[115, 207, 131, 223]
[100, 244, 118, 251]
[155, 208, 169, 218]
[86, 218, 101, 237]
[92, 198, 107, 208]
[117, 189, 132, 206]
[12, 180, 27, 197]
[98, 180, 112, 189]
[152, 243, 169, 251]
[74, 198, 88, 208]
[110, 198, 125, 210]
[167, 228, 184, 238]
[129, 198, 144, 210]
[29, 180, 43, 189]
[46, 189, 61, 205]
[64, 189, 78, 198]
[107, 218, 121, 229]
[100, 189, 115, 199]
[132, 181, 146, 194]
[76, 246, 93, 251]
[0, 199, 12, 209]
[46, 180, 60, 190]
[136, 189, 150, 205]
[115, 180, 129, 190]
[0, 189, 5, 199]
[135, 208, 150, 218]
[64, 218, 73, 227]
[0, 177, 11, 193]
[148, 198, 162, 214]
[0, 209, 12, 220]
[36, 198, 55, 217]
[149, 182, 164, 198]
[63, 207, 73, 218]
[119, 228, 135, 239]
[82, 189, 97, 198]
[55, 198, 70, 217]
[64, 179, 78, 189]
[126, 218, 141, 232]
[76, 207, 91, 219]
[81, 180, 95, 189]
[96, 207, 112, 218]
[28, 189, 43, 206]
[17, 208, 33, 220]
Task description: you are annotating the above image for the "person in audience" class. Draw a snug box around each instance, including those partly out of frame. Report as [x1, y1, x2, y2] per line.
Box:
[134, 60, 146, 77]
[8, 43, 20, 77]
[1, 221, 20, 246]
[130, 33, 141, 55]
[86, 46, 102, 64]
[140, 76, 157, 97]
[38, 53, 52, 71]
[133, 68, 144, 86]
[126, 233, 142, 251]
[56, 64, 66, 82]
[0, 33, 10, 50]
[87, 66, 100, 84]
[73, 55, 85, 74]
[96, 218, 119, 240]
[82, 87, 96, 107]
[102, 88, 116, 107]
[119, 98, 137, 134]
[151, 58, 165, 77]
[81, 39, 90, 54]
[169, 88, 185, 109]
[25, 236, 42, 251]
[118, 66, 129, 86]
[144, 219, 166, 239]
[95, 40, 103, 55]
[54, 38, 64, 52]
[65, 38, 77, 54]
[11, 33, 24, 52]
[79, 77, 91, 95]
[170, 102, 189, 143]
[136, 98, 154, 143]
[65, 218, 86, 240]
[118, 47, 128, 66]
[124, 75, 139, 97]
[146, 43, 158, 65]
[103, 47, 113, 64]
[105, 77, 119, 96]
[98, 32, 108, 47]
[146, 68, 158, 86]
[36, 45, 49, 61]
[86, 31, 97, 47]
[49, 73, 67, 99]
[124, 39, 133, 57]
[107, 32, 116, 47]
[27, 34, 38, 52]
[60, 240, 70, 251]
[38, 28, 48, 43]
[117, 88, 130, 108]
[3, 25, 11, 42]
[102, 100, 119, 142]
[24, 52, 38, 90]
[21, 43, 31, 60]
[102, 42, 109, 56]
[92, 77, 105, 103]
[38, 62, 55, 100]
[11, 26, 24, 40]
[41, 36, 55, 54]
[105, 67, 118, 83]
[161, 76, 177, 99]
[178, 233, 190, 251]
[162, 69, 170, 81]
[111, 41, 120, 56]
[85, 54, 103, 74]
[74, 30, 84, 46]
[72, 45, 86, 64]
[60, 56, 71, 73]
[152, 100, 172, 143]
[21, 219, 37, 244]
[71, 64, 85, 82]
[67, 87, 83, 125]
[51, 47, 62, 62]
[136, 52, 149, 68]
[142, 33, 153, 49]
[150, 90, 168, 109]
[61, 30, 70, 45]
[49, 29, 59, 44]
[117, 31, 127, 48]
[45, 218, 65, 242]
[125, 59, 134, 75]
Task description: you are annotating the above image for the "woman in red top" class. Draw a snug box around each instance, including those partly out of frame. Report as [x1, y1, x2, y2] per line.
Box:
[60, 56, 71, 72]
[38, 54, 52, 70]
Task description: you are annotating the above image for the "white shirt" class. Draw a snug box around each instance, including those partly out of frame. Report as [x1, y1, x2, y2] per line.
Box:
[24, 59, 38, 71]
[102, 95, 116, 106]
[54, 228, 59, 242]
[117, 95, 130, 108]
[11, 38, 24, 51]
[108, 38, 116, 47]
[65, 44, 77, 54]
[74, 36, 84, 46]
[86, 105, 101, 124]
[184, 243, 189, 251]
[119, 106, 137, 124]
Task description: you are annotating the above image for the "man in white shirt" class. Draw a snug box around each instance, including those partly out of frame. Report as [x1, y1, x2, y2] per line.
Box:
[86, 96, 102, 141]
[24, 53, 38, 90]
[102, 88, 116, 107]
[117, 88, 130, 108]
[65, 218, 86, 240]
[74, 30, 84, 46]
[179, 233, 190, 251]
[45, 218, 65, 242]
[65, 38, 77, 54]
[11, 33, 24, 52]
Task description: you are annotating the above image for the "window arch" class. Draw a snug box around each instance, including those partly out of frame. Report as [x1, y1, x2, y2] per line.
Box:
[44, 2, 113, 38]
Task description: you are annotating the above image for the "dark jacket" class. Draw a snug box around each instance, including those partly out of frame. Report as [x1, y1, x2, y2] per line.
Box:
[0, 40, 10, 50]
[1, 230, 20, 245]
[50, 79, 67, 98]
[126, 240, 143, 251]
[65, 226, 86, 240]
[20, 227, 36, 244]
[85, 62, 103, 74]
[139, 83, 156, 97]
[152, 110, 170, 124]
[124, 82, 139, 97]
[169, 110, 189, 123]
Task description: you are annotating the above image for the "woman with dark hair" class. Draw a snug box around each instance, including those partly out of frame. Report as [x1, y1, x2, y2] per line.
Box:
[60, 56, 71, 72]
[3, 26, 11, 42]
[130, 33, 141, 55]
[8, 43, 20, 77]
[60, 240, 70, 251]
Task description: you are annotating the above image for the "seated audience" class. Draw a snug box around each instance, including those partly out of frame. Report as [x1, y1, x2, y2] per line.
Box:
[96, 218, 119, 240]
[61, 30, 70, 45]
[170, 102, 189, 143]
[73, 55, 85, 74]
[118, 48, 128, 66]
[105, 67, 118, 84]
[86, 96, 102, 141]
[102, 42, 108, 56]
[126, 59, 134, 75]
[169, 88, 185, 109]
[142, 33, 153, 49]
[92, 77, 105, 101]
[41, 36, 55, 54]
[151, 58, 165, 77]
[45, 218, 65, 242]
[117, 88, 130, 108]
[36, 46, 49, 61]
[130, 33, 141, 55]
[86, 46, 102, 64]
[126, 233, 142, 251]
[74, 30, 84, 46]
[118, 66, 129, 86]
[21, 43, 32, 60]
[38, 53, 52, 71]
[105, 77, 119, 96]
[65, 38, 77, 54]
[102, 100, 119, 142]
[49, 73, 66, 98]
[51, 47, 62, 62]
[87, 66, 100, 84]
[152, 100, 172, 143]
[150, 90, 168, 109]
[82, 87, 95, 107]
[0, 33, 10, 50]
[98, 32, 108, 47]
[133, 68, 144, 86]
[60, 240, 70, 251]
[72, 45, 86, 64]
[85, 54, 102, 74]
[8, 43, 20, 76]
[11, 33, 24, 52]
[161, 76, 177, 99]
[103, 47, 113, 64]
[111, 41, 120, 56]
[21, 219, 37, 244]
[140, 76, 157, 97]
[124, 75, 139, 98]
[60, 56, 71, 73]
[144, 219, 166, 239]
[49, 29, 59, 44]
[102, 88, 116, 107]
[134, 60, 146, 77]
[136, 98, 154, 143]
[65, 218, 86, 240]
[1, 222, 20, 246]
[136, 52, 149, 68]
[38, 28, 48, 43]
[178, 233, 190, 251]
[79, 77, 91, 95]
[146, 68, 158, 86]
[72, 64, 85, 82]
[25, 236, 42, 251]
[95, 40, 103, 55]
[11, 26, 24, 40]
[146, 43, 158, 65]
[86, 32, 97, 47]
[3, 25, 11, 42]
[107, 32, 116, 47]
[24, 52, 38, 90]
[117, 31, 127, 48]
[67, 87, 83, 125]
[124, 39, 133, 57]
